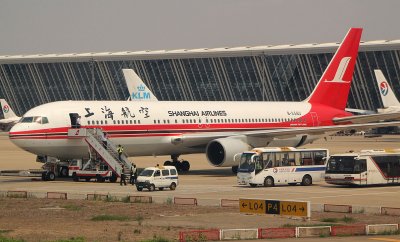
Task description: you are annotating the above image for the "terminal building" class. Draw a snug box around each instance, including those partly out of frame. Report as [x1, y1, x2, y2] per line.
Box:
[0, 40, 400, 116]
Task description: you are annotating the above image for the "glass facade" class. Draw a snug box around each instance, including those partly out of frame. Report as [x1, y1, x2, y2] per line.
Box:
[0, 48, 400, 116]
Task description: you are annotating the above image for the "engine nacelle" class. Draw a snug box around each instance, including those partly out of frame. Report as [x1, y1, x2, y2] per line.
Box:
[206, 138, 250, 167]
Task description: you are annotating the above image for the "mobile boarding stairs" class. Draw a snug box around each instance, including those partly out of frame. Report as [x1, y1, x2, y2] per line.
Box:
[68, 128, 132, 181]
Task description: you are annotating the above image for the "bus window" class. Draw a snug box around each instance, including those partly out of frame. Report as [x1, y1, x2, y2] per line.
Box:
[301, 152, 312, 166]
[373, 155, 400, 177]
[354, 159, 367, 173]
[314, 151, 327, 165]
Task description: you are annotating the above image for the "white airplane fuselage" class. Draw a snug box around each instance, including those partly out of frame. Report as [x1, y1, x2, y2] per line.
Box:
[9, 100, 347, 160]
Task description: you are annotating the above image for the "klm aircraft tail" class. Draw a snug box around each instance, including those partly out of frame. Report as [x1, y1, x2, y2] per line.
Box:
[122, 69, 158, 101]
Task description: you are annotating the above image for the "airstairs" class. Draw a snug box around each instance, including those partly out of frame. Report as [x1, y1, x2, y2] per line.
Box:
[68, 128, 132, 179]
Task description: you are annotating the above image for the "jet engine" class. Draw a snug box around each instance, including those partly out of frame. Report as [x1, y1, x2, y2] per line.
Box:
[206, 138, 250, 167]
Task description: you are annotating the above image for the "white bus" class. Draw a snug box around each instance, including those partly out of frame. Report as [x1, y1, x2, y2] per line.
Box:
[237, 147, 328, 187]
[325, 150, 400, 186]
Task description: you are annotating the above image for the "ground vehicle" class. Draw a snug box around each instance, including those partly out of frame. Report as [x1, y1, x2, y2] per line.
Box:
[69, 159, 118, 182]
[237, 147, 328, 187]
[136, 166, 178, 191]
[325, 149, 400, 186]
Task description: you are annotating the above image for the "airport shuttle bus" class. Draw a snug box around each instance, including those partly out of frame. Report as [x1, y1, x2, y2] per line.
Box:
[325, 150, 400, 186]
[237, 147, 328, 187]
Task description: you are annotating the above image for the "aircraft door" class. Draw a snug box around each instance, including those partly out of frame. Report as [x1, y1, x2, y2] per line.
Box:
[69, 113, 80, 128]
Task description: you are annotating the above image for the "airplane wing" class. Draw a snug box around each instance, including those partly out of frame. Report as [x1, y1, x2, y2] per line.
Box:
[345, 108, 375, 115]
[122, 69, 159, 101]
[178, 121, 400, 147]
[333, 112, 400, 124]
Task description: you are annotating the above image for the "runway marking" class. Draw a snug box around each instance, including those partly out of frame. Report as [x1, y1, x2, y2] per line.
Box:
[369, 238, 400, 242]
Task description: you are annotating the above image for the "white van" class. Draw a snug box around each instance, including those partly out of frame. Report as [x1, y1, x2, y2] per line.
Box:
[136, 165, 178, 191]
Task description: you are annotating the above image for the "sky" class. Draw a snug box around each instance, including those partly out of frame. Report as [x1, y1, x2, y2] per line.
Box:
[0, 0, 399, 55]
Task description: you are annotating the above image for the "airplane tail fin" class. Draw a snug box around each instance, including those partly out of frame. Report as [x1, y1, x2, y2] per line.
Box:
[122, 69, 158, 101]
[306, 28, 362, 110]
[374, 69, 400, 108]
[0, 99, 17, 119]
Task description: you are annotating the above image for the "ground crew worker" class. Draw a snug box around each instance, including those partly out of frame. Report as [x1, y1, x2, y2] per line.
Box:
[120, 164, 126, 186]
[130, 163, 137, 185]
[117, 144, 124, 161]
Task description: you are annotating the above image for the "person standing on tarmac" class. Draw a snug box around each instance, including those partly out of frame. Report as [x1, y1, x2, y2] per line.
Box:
[117, 144, 124, 161]
[130, 163, 137, 185]
[120, 164, 127, 186]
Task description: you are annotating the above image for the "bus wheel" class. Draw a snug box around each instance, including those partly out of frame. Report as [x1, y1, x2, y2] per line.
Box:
[232, 166, 238, 174]
[264, 177, 274, 187]
[301, 175, 312, 186]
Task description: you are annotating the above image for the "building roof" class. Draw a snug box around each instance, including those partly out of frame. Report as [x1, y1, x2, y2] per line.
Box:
[1, 39, 400, 64]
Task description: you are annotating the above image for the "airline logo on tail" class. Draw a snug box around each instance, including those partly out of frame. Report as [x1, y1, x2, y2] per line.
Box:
[3, 105, 9, 113]
[324, 57, 351, 83]
[131, 84, 151, 100]
[380, 82, 389, 96]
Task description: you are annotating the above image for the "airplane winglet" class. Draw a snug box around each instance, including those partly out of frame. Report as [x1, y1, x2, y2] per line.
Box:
[122, 69, 158, 101]
[374, 69, 400, 108]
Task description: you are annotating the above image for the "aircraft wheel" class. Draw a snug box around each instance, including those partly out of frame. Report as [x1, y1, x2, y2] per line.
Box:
[181, 160, 190, 172]
[164, 160, 172, 166]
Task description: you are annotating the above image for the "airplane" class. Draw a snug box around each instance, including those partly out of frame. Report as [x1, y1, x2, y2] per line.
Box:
[375, 69, 400, 113]
[9, 28, 400, 172]
[122, 69, 158, 101]
[0, 99, 20, 131]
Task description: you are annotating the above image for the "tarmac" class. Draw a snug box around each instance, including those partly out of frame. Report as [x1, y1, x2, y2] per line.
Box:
[1, 134, 400, 209]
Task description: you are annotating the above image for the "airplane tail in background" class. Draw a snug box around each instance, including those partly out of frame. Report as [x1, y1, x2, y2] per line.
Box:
[374, 69, 400, 108]
[306, 28, 362, 110]
[0, 99, 17, 119]
[122, 69, 158, 101]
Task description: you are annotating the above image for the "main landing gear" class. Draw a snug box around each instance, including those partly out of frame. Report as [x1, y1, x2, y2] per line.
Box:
[163, 155, 190, 172]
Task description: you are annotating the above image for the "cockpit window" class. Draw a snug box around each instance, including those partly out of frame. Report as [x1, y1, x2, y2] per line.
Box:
[20, 116, 49, 124]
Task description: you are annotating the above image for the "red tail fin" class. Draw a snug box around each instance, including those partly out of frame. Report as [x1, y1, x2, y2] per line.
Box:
[306, 28, 362, 110]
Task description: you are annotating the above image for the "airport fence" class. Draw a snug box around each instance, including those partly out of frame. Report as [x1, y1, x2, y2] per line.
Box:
[174, 197, 198, 206]
[331, 224, 366, 236]
[258, 227, 296, 239]
[220, 199, 239, 208]
[179, 229, 220, 242]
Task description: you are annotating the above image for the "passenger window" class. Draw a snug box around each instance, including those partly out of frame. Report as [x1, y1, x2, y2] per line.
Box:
[170, 169, 177, 175]
[154, 170, 160, 177]
[130, 120, 132, 124]
[96, 120, 99, 125]
[105, 120, 108, 125]
[117, 120, 120, 124]
[113, 120, 116, 124]
[175, 119, 178, 123]
[100, 120, 103, 125]
[138, 120, 140, 124]
[162, 170, 169, 176]
[134, 120, 137, 124]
